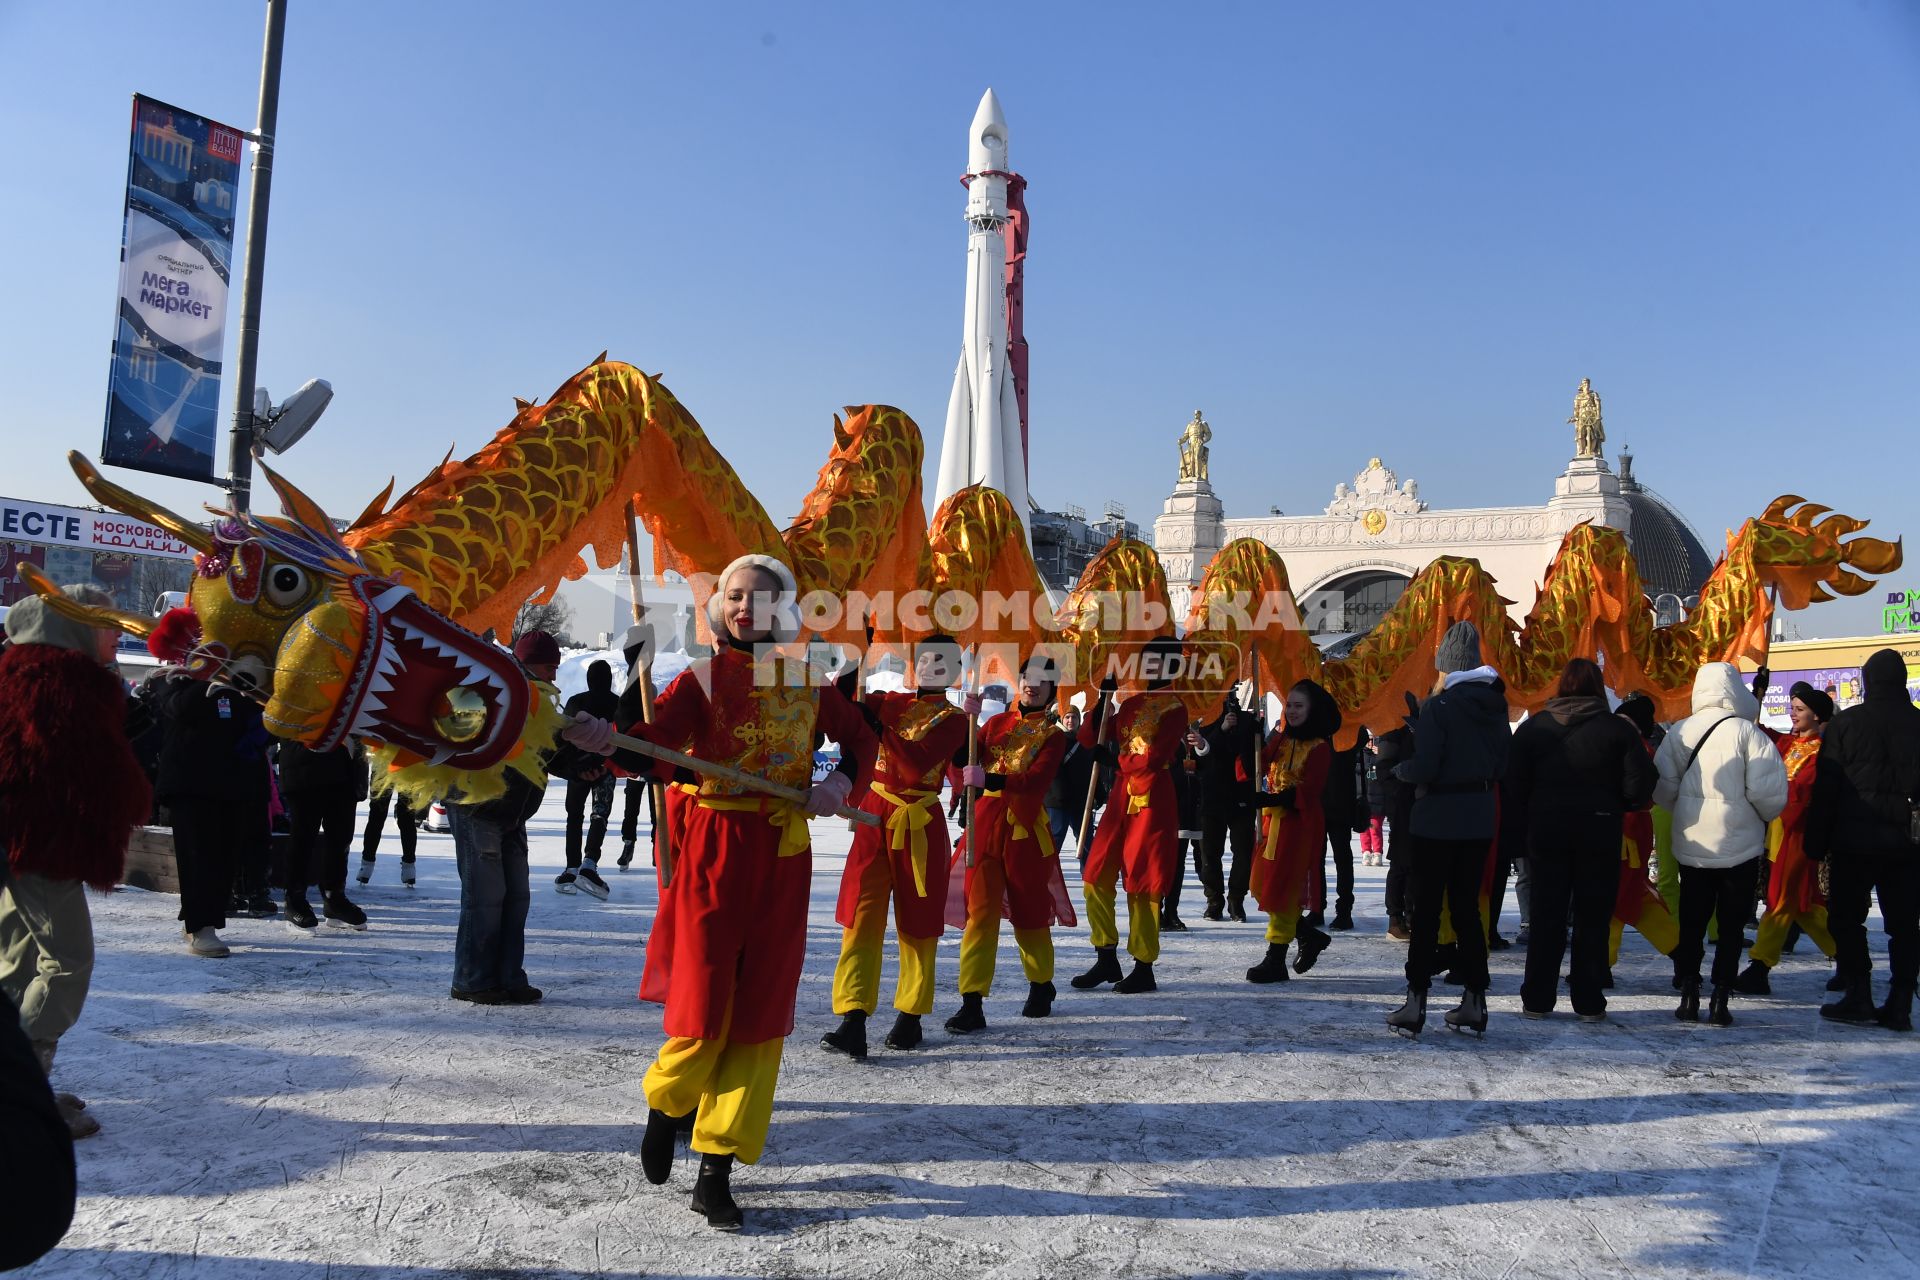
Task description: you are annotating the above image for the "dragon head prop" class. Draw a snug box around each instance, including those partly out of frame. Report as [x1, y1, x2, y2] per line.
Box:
[54, 453, 539, 782]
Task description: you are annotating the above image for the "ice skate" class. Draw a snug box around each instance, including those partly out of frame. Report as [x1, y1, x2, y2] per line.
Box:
[1445, 988, 1488, 1036]
[1386, 987, 1426, 1038]
[284, 896, 319, 932]
[356, 856, 374, 886]
[553, 870, 578, 894]
[576, 862, 611, 900]
[323, 893, 368, 931]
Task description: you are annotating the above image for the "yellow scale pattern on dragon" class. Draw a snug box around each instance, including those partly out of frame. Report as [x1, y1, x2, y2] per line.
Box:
[24, 355, 1901, 798]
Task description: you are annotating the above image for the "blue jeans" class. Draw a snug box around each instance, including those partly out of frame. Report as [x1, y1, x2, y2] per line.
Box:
[1047, 806, 1074, 858]
[448, 806, 531, 995]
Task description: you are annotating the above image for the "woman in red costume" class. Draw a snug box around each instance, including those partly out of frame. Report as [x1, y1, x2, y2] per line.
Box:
[564, 553, 876, 1231]
[1735, 682, 1837, 995]
[1244, 680, 1340, 983]
[1071, 637, 1191, 994]
[945, 651, 1076, 1034]
[820, 635, 969, 1058]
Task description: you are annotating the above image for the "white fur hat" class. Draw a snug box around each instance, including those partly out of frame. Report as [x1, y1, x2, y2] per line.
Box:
[706, 553, 802, 644]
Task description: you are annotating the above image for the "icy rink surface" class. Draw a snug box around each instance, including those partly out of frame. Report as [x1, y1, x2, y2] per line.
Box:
[26, 782, 1919, 1280]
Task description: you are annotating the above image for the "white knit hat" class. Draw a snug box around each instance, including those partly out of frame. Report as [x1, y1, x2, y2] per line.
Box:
[705, 553, 802, 644]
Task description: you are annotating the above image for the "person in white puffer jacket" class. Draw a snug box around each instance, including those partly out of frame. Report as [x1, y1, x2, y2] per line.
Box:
[1653, 662, 1790, 1027]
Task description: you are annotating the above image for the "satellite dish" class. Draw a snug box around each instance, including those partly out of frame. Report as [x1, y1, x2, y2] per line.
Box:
[261, 378, 333, 454]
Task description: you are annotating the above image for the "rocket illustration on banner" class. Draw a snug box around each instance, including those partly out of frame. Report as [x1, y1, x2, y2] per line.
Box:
[933, 88, 1031, 532]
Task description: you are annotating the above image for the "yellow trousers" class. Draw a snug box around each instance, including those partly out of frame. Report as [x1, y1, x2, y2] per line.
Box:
[1265, 913, 1300, 946]
[643, 1006, 785, 1165]
[1608, 899, 1680, 966]
[1750, 904, 1835, 968]
[1083, 868, 1160, 963]
[956, 855, 1053, 995]
[831, 850, 938, 1015]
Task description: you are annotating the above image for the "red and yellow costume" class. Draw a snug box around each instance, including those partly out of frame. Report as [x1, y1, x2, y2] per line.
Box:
[1250, 730, 1331, 946]
[1749, 729, 1835, 966]
[947, 706, 1075, 995]
[1078, 691, 1188, 963]
[617, 646, 876, 1165]
[1611, 741, 1678, 963]
[831, 690, 968, 1018]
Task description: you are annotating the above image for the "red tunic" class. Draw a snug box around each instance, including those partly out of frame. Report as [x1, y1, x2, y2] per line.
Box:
[1079, 691, 1189, 898]
[1249, 732, 1330, 914]
[946, 707, 1077, 930]
[620, 647, 876, 1042]
[834, 690, 969, 939]
[1762, 727, 1825, 916]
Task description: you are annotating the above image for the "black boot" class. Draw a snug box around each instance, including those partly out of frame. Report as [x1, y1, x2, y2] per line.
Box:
[1706, 986, 1733, 1028]
[1292, 925, 1332, 974]
[1732, 959, 1772, 996]
[1070, 945, 1123, 990]
[1245, 943, 1290, 984]
[1227, 898, 1247, 923]
[1160, 908, 1188, 933]
[1821, 978, 1879, 1026]
[1331, 908, 1354, 931]
[641, 1107, 688, 1185]
[1445, 988, 1489, 1036]
[1876, 983, 1914, 1033]
[944, 992, 986, 1034]
[1827, 966, 1848, 992]
[1386, 986, 1427, 1038]
[1202, 897, 1225, 922]
[1675, 979, 1701, 1022]
[1114, 960, 1157, 993]
[883, 1012, 923, 1050]
[1020, 981, 1056, 1018]
[1486, 930, 1512, 952]
[690, 1153, 742, 1230]
[820, 1010, 868, 1060]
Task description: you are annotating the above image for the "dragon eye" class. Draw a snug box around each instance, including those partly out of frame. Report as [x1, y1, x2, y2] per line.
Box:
[264, 564, 310, 608]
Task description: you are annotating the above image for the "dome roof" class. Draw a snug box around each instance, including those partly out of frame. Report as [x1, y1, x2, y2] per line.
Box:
[1620, 462, 1714, 601]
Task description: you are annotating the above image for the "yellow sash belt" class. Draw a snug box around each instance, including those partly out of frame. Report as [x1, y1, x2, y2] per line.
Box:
[676, 782, 811, 857]
[1125, 777, 1151, 816]
[982, 788, 1059, 859]
[1261, 808, 1286, 861]
[870, 783, 939, 896]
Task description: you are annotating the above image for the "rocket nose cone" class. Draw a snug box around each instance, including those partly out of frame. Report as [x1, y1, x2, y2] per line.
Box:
[969, 87, 1008, 172]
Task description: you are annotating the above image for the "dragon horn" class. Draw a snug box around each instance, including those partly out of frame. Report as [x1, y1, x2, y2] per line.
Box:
[256, 461, 342, 541]
[16, 562, 157, 638]
[66, 451, 214, 554]
[1761, 495, 1803, 523]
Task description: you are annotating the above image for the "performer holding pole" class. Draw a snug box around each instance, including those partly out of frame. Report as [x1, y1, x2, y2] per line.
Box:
[562, 553, 877, 1232]
[619, 502, 676, 885]
[944, 651, 1076, 1034]
[1070, 637, 1190, 995]
[820, 635, 970, 1058]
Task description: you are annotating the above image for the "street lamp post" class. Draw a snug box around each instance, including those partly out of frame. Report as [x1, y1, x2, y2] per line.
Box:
[226, 0, 287, 515]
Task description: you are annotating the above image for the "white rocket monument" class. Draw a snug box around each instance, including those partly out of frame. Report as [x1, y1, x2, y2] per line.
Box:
[933, 88, 1031, 527]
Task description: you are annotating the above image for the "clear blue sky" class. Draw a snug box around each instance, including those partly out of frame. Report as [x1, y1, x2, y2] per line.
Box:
[4, 1, 1916, 636]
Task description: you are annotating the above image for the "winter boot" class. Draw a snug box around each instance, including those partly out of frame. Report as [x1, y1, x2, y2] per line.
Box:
[186, 926, 231, 958]
[57, 1096, 100, 1140]
[820, 1010, 869, 1060]
[1160, 907, 1188, 933]
[640, 1107, 687, 1185]
[554, 870, 578, 894]
[1202, 897, 1225, 922]
[1821, 979, 1879, 1026]
[1876, 983, 1914, 1033]
[1445, 988, 1489, 1036]
[576, 862, 612, 901]
[618, 839, 636, 870]
[1020, 981, 1056, 1018]
[1246, 943, 1290, 984]
[1706, 986, 1733, 1028]
[1675, 979, 1701, 1022]
[323, 893, 368, 931]
[1070, 945, 1123, 990]
[1386, 986, 1427, 1038]
[1114, 960, 1157, 994]
[1827, 967, 1848, 992]
[884, 1012, 923, 1049]
[284, 896, 319, 932]
[1387, 917, 1412, 942]
[400, 859, 416, 887]
[244, 890, 278, 919]
[691, 1153, 743, 1231]
[1293, 925, 1332, 974]
[1732, 960, 1772, 996]
[1227, 898, 1248, 923]
[1331, 910, 1354, 931]
[944, 992, 986, 1034]
[356, 856, 374, 886]
[1487, 930, 1512, 952]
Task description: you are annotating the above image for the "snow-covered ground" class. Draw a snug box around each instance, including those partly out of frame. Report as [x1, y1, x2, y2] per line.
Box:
[26, 787, 1918, 1280]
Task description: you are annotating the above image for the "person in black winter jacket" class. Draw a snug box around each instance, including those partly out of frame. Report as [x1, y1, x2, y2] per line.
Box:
[1806, 647, 1920, 1031]
[1191, 690, 1260, 920]
[554, 659, 621, 899]
[1316, 730, 1367, 930]
[1387, 621, 1511, 1037]
[0, 987, 74, 1270]
[1507, 660, 1655, 1020]
[143, 667, 274, 957]
[278, 740, 368, 932]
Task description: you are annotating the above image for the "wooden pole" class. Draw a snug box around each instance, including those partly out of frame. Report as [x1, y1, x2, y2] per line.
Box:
[1077, 684, 1114, 851]
[963, 648, 981, 867]
[606, 730, 881, 828]
[624, 501, 676, 888]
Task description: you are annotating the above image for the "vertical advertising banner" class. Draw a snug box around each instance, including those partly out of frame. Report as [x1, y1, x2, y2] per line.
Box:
[101, 95, 244, 482]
